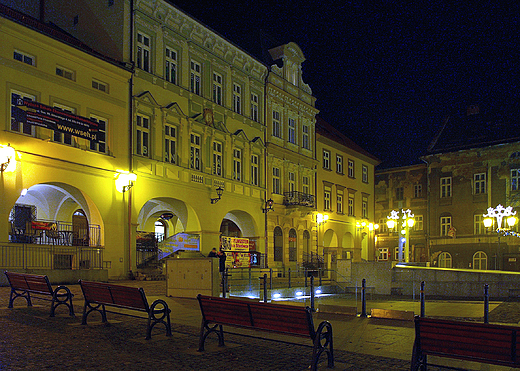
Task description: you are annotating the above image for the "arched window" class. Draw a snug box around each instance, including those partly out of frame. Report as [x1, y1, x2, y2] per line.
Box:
[274, 227, 283, 262]
[303, 230, 310, 259]
[439, 252, 452, 268]
[289, 229, 297, 261]
[155, 219, 166, 242]
[473, 251, 487, 270]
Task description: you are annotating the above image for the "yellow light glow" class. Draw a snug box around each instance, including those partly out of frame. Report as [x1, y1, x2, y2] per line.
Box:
[387, 219, 395, 229]
[483, 218, 493, 228]
[374, 224, 379, 230]
[0, 144, 16, 172]
[115, 171, 137, 192]
[508, 216, 517, 227]
[407, 218, 415, 228]
[401, 229, 406, 235]
[361, 221, 366, 227]
[368, 223, 374, 231]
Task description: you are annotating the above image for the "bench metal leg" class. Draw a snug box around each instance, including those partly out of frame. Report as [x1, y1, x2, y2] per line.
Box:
[51, 286, 74, 317]
[146, 299, 172, 340]
[81, 302, 107, 325]
[410, 339, 427, 371]
[198, 319, 224, 352]
[8, 289, 32, 308]
[312, 321, 334, 370]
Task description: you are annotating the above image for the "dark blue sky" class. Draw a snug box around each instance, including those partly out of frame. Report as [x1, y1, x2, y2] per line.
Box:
[171, 1, 520, 168]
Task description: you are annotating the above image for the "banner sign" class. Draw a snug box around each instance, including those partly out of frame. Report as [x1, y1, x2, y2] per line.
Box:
[13, 98, 99, 142]
[221, 237, 255, 268]
[221, 237, 250, 251]
[160, 233, 200, 257]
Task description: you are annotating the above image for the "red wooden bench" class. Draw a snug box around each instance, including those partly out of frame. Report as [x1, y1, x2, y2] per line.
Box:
[411, 315, 520, 370]
[4, 271, 74, 317]
[79, 280, 172, 339]
[197, 294, 333, 371]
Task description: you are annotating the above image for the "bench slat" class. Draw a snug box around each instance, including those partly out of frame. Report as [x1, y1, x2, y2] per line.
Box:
[80, 281, 148, 311]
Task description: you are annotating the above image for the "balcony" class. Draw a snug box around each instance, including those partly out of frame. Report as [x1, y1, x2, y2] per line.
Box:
[283, 191, 315, 208]
[9, 220, 101, 247]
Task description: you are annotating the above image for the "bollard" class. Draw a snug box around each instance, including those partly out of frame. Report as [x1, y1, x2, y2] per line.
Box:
[248, 267, 252, 291]
[263, 274, 268, 303]
[319, 268, 322, 286]
[360, 278, 367, 317]
[484, 284, 489, 324]
[222, 268, 229, 298]
[270, 268, 273, 290]
[310, 275, 315, 312]
[305, 269, 308, 288]
[288, 268, 291, 288]
[420, 281, 425, 317]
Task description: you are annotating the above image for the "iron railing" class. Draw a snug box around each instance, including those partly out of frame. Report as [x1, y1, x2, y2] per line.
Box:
[283, 191, 315, 208]
[9, 220, 101, 247]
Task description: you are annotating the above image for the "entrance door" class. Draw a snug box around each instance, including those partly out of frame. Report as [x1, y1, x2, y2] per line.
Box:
[73, 210, 89, 246]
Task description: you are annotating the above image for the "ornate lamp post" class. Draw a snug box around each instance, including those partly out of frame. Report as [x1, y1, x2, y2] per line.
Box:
[386, 209, 415, 263]
[483, 204, 517, 270]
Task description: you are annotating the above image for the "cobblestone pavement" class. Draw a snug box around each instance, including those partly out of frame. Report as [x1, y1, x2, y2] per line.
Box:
[2, 280, 512, 370]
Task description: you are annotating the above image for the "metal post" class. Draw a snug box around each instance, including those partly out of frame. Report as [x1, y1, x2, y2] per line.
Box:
[248, 267, 252, 291]
[263, 274, 268, 303]
[319, 268, 322, 286]
[269, 268, 273, 290]
[288, 268, 291, 288]
[484, 284, 489, 324]
[305, 269, 308, 287]
[420, 281, 425, 317]
[222, 268, 228, 298]
[361, 278, 367, 317]
[310, 275, 315, 312]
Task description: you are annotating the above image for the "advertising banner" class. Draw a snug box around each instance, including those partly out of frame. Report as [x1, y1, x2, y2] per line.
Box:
[220, 236, 254, 268]
[160, 233, 200, 258]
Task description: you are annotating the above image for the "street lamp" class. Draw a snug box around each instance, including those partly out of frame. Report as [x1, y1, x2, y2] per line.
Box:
[387, 209, 415, 263]
[483, 204, 517, 270]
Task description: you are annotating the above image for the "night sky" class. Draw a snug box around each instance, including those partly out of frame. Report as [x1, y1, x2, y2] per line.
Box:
[170, 1, 520, 168]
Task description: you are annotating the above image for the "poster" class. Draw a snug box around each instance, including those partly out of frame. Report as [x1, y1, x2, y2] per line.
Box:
[159, 233, 200, 259]
[220, 236, 255, 268]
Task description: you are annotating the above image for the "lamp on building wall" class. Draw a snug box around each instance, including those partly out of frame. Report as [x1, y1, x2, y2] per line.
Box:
[0, 144, 16, 172]
[262, 198, 274, 213]
[115, 171, 137, 192]
[315, 212, 329, 257]
[210, 186, 224, 204]
[387, 209, 414, 263]
[483, 204, 517, 270]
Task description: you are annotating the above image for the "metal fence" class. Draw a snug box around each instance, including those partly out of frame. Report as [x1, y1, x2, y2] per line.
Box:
[0, 243, 104, 270]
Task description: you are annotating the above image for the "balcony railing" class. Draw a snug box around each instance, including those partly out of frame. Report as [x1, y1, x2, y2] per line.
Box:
[283, 191, 315, 208]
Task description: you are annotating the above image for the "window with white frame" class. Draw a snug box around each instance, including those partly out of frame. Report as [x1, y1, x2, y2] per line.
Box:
[251, 93, 259, 122]
[362, 196, 368, 218]
[56, 66, 74, 80]
[212, 141, 222, 176]
[302, 124, 310, 150]
[212, 72, 223, 105]
[302, 176, 310, 195]
[348, 159, 355, 178]
[324, 187, 331, 211]
[473, 251, 487, 270]
[474, 173, 486, 194]
[251, 154, 259, 186]
[378, 248, 389, 261]
[10, 90, 35, 135]
[272, 110, 281, 138]
[136, 32, 151, 72]
[474, 214, 484, 235]
[233, 148, 242, 181]
[136, 113, 150, 157]
[323, 150, 330, 170]
[89, 115, 107, 153]
[362, 165, 368, 183]
[190, 60, 201, 95]
[233, 83, 242, 114]
[440, 177, 452, 197]
[414, 184, 422, 198]
[440, 216, 452, 236]
[379, 219, 388, 233]
[337, 190, 343, 214]
[190, 133, 201, 170]
[288, 118, 296, 144]
[414, 215, 423, 231]
[273, 167, 281, 194]
[288, 172, 296, 192]
[336, 155, 343, 174]
[348, 194, 354, 216]
[438, 252, 452, 268]
[13, 50, 35, 66]
[53, 103, 74, 145]
[512, 169, 520, 191]
[164, 124, 176, 164]
[395, 187, 404, 200]
[165, 47, 177, 84]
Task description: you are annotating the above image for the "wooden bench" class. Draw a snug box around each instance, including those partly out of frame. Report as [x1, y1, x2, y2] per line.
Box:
[411, 315, 520, 370]
[197, 294, 333, 371]
[4, 271, 74, 317]
[79, 280, 172, 340]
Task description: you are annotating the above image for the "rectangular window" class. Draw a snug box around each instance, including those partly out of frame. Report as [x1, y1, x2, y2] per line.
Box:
[440, 216, 452, 236]
[395, 187, 404, 200]
[512, 169, 520, 191]
[53, 103, 74, 145]
[190, 60, 201, 95]
[379, 219, 388, 233]
[165, 47, 177, 84]
[348, 194, 354, 216]
[362, 196, 368, 218]
[441, 177, 452, 198]
[273, 167, 281, 194]
[136, 32, 151, 72]
[212, 72, 223, 105]
[56, 66, 74, 80]
[303, 176, 310, 195]
[136, 114, 150, 157]
[302, 124, 310, 150]
[288, 118, 296, 144]
[288, 172, 296, 192]
[336, 155, 343, 174]
[89, 115, 107, 153]
[165, 124, 177, 164]
[233, 148, 242, 181]
[348, 159, 355, 178]
[212, 141, 222, 176]
[474, 214, 483, 235]
[324, 188, 331, 211]
[378, 248, 389, 261]
[190, 133, 201, 170]
[233, 83, 242, 114]
[251, 154, 259, 186]
[323, 150, 330, 170]
[251, 93, 259, 122]
[474, 173, 486, 194]
[14, 50, 35, 66]
[414, 184, 422, 198]
[272, 110, 281, 138]
[337, 191, 343, 214]
[362, 165, 368, 183]
[414, 215, 423, 231]
[11, 91, 35, 135]
[92, 79, 108, 93]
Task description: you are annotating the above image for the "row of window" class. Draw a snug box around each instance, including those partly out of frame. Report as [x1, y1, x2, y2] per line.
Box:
[377, 248, 488, 269]
[378, 215, 424, 233]
[272, 168, 311, 195]
[272, 111, 312, 150]
[323, 185, 369, 218]
[273, 227, 311, 262]
[323, 150, 369, 182]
